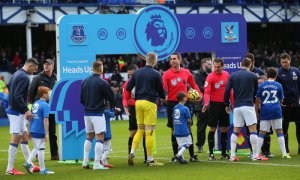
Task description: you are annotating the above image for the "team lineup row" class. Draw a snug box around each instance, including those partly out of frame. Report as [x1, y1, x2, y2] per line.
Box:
[4, 51, 300, 175]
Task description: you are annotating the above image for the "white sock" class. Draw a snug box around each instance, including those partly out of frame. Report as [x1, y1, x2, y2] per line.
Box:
[277, 133, 287, 156]
[257, 134, 264, 155]
[6, 144, 18, 172]
[38, 150, 45, 171]
[177, 146, 188, 157]
[94, 141, 103, 166]
[101, 150, 110, 164]
[230, 132, 238, 157]
[147, 156, 153, 161]
[21, 142, 30, 161]
[27, 149, 38, 164]
[83, 139, 92, 165]
[250, 133, 258, 158]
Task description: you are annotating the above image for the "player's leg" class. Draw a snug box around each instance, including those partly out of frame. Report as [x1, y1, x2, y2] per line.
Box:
[282, 106, 290, 154]
[144, 101, 162, 166]
[6, 114, 24, 175]
[207, 102, 218, 160]
[186, 103, 197, 162]
[293, 106, 300, 155]
[82, 116, 95, 169]
[20, 118, 30, 161]
[230, 107, 244, 161]
[23, 138, 39, 174]
[38, 139, 54, 174]
[196, 111, 208, 153]
[167, 101, 178, 161]
[101, 140, 112, 168]
[257, 121, 268, 156]
[93, 115, 107, 170]
[220, 104, 230, 159]
[48, 114, 58, 160]
[128, 105, 137, 154]
[272, 119, 289, 158]
[175, 136, 192, 164]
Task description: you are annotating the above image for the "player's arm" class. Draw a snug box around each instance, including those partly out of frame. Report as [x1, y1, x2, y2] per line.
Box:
[28, 75, 39, 104]
[162, 72, 168, 101]
[255, 97, 261, 120]
[224, 76, 232, 113]
[44, 117, 49, 142]
[126, 72, 136, 92]
[122, 82, 131, 115]
[202, 75, 212, 112]
[185, 107, 192, 131]
[157, 73, 167, 102]
[104, 81, 116, 108]
[80, 82, 85, 106]
[43, 104, 50, 142]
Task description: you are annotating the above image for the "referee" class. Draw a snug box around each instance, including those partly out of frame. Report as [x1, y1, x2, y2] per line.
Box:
[162, 52, 202, 162]
[127, 52, 166, 166]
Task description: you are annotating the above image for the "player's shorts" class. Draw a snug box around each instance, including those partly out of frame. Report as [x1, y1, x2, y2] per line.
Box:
[103, 140, 112, 152]
[32, 138, 46, 150]
[84, 114, 106, 134]
[135, 100, 157, 126]
[128, 105, 137, 130]
[282, 105, 300, 124]
[167, 101, 178, 128]
[260, 119, 282, 131]
[8, 114, 27, 135]
[233, 106, 257, 127]
[207, 102, 229, 128]
[176, 135, 192, 147]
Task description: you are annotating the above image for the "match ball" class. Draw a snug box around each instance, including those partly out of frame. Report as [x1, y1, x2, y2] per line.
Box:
[187, 89, 200, 101]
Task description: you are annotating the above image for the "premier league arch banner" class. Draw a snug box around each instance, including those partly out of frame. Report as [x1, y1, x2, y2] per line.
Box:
[50, 5, 247, 160]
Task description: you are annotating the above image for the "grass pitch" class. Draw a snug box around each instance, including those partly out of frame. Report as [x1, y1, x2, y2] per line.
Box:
[1, 118, 300, 180]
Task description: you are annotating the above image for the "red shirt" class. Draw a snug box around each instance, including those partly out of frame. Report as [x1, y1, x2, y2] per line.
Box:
[122, 79, 135, 107]
[163, 67, 202, 101]
[204, 70, 233, 106]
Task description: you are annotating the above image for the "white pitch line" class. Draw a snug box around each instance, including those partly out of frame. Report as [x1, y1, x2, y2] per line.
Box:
[109, 155, 300, 168]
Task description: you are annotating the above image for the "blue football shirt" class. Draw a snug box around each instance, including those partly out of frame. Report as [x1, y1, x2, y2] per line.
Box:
[173, 104, 191, 137]
[256, 80, 284, 120]
[30, 100, 49, 137]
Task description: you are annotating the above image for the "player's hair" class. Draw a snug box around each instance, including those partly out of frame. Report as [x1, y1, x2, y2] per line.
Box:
[92, 60, 103, 72]
[280, 53, 291, 60]
[241, 57, 252, 68]
[213, 58, 224, 66]
[258, 75, 267, 81]
[267, 67, 278, 79]
[171, 52, 182, 60]
[146, 52, 158, 64]
[37, 86, 50, 98]
[127, 64, 138, 71]
[201, 58, 211, 66]
[177, 91, 187, 102]
[245, 53, 255, 63]
[25, 58, 39, 65]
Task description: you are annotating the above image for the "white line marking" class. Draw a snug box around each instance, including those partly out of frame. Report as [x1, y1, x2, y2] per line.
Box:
[109, 155, 300, 168]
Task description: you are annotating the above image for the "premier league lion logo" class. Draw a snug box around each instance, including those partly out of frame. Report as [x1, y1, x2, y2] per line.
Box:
[145, 14, 167, 46]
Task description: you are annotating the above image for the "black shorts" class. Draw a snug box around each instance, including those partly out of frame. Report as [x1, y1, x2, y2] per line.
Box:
[167, 101, 178, 128]
[128, 106, 137, 131]
[207, 102, 229, 128]
[282, 105, 300, 124]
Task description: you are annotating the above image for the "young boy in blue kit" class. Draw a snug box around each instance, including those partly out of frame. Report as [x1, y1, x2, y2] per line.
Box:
[173, 92, 192, 164]
[23, 86, 54, 174]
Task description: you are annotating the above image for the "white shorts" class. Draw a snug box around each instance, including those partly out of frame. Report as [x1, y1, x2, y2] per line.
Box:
[8, 114, 27, 135]
[176, 135, 192, 147]
[260, 119, 282, 131]
[84, 115, 106, 134]
[32, 138, 46, 150]
[233, 106, 257, 127]
[103, 140, 112, 152]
